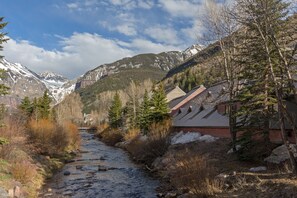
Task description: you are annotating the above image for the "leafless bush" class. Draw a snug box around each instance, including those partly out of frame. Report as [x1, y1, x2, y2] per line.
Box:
[99, 127, 123, 146]
[126, 120, 171, 165]
[169, 151, 222, 196]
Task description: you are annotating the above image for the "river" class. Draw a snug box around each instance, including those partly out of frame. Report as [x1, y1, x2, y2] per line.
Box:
[39, 131, 159, 198]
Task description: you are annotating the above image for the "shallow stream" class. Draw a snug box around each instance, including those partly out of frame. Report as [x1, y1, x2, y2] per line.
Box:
[39, 131, 159, 198]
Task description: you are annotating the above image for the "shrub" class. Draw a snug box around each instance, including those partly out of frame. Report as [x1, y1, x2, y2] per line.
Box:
[169, 151, 222, 196]
[99, 127, 123, 146]
[61, 121, 80, 151]
[10, 161, 38, 184]
[28, 119, 80, 155]
[124, 128, 140, 142]
[96, 122, 109, 134]
[148, 119, 172, 141]
[126, 120, 171, 165]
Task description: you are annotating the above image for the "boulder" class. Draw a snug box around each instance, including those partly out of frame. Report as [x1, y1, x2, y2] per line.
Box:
[264, 144, 297, 164]
[171, 132, 201, 145]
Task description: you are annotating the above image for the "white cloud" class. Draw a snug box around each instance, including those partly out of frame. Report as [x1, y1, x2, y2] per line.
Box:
[2, 33, 183, 79]
[116, 24, 137, 36]
[181, 19, 204, 41]
[67, 3, 79, 9]
[128, 39, 181, 54]
[158, 0, 202, 18]
[144, 26, 180, 44]
[109, 0, 137, 9]
[138, 0, 154, 9]
[3, 33, 133, 79]
[109, 0, 154, 9]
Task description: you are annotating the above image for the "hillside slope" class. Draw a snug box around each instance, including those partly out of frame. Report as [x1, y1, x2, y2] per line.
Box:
[78, 67, 166, 113]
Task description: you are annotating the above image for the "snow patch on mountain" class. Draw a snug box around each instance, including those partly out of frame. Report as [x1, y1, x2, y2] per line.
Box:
[39, 72, 76, 103]
[0, 59, 75, 106]
[183, 44, 204, 59]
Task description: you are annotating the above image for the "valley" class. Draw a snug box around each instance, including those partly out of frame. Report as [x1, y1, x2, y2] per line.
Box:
[0, 1, 296, 198]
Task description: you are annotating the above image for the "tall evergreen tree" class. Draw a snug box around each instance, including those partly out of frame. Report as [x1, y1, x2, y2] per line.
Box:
[0, 17, 8, 56]
[39, 91, 52, 119]
[0, 17, 9, 96]
[108, 92, 123, 128]
[19, 96, 33, 117]
[150, 84, 169, 123]
[234, 0, 297, 170]
[139, 90, 151, 133]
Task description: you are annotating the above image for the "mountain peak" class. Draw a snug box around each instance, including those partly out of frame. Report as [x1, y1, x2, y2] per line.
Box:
[39, 71, 68, 82]
[183, 44, 204, 59]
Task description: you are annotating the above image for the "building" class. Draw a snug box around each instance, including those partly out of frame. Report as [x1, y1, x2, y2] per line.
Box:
[171, 81, 297, 143]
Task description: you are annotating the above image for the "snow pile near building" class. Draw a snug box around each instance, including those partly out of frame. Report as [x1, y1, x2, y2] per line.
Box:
[171, 131, 218, 145]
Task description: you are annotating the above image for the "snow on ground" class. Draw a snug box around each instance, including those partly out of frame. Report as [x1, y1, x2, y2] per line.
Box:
[171, 131, 218, 145]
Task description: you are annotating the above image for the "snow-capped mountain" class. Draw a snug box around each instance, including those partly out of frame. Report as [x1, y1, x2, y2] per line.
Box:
[0, 59, 75, 107]
[39, 71, 75, 103]
[183, 44, 204, 60]
[40, 71, 68, 84]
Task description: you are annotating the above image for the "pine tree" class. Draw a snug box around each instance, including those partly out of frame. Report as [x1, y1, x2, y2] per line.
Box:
[234, 0, 297, 170]
[0, 17, 8, 56]
[108, 92, 122, 128]
[139, 90, 151, 134]
[19, 96, 33, 117]
[0, 17, 9, 95]
[150, 84, 169, 123]
[39, 91, 52, 119]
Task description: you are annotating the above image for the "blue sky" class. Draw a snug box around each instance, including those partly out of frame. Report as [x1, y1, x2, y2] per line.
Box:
[1, 0, 225, 79]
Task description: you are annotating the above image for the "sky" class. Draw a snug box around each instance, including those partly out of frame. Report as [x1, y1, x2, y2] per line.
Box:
[0, 0, 226, 79]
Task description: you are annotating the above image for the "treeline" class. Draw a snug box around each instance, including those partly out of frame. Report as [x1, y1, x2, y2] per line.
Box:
[18, 91, 83, 154]
[108, 83, 169, 132]
[97, 80, 172, 165]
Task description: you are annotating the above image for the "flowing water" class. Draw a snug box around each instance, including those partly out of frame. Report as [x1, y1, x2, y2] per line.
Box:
[39, 131, 159, 198]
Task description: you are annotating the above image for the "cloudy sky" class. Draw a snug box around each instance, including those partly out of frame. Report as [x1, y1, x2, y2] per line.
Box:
[1, 0, 225, 79]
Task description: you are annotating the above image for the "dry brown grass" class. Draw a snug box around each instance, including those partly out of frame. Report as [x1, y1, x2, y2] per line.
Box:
[28, 119, 80, 155]
[124, 128, 140, 142]
[148, 119, 172, 141]
[126, 120, 171, 165]
[97, 122, 109, 133]
[99, 127, 123, 146]
[168, 150, 222, 197]
[0, 113, 44, 197]
[10, 161, 38, 184]
[61, 121, 80, 151]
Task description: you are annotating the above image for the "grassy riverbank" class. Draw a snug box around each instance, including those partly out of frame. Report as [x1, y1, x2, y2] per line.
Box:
[95, 122, 297, 198]
[0, 114, 80, 197]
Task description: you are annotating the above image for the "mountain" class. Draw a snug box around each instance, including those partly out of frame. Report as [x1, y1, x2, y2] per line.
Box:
[39, 71, 68, 84]
[75, 51, 184, 89]
[76, 46, 203, 113]
[40, 71, 76, 103]
[183, 44, 204, 60]
[0, 59, 75, 107]
[75, 45, 203, 90]
[0, 59, 47, 107]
